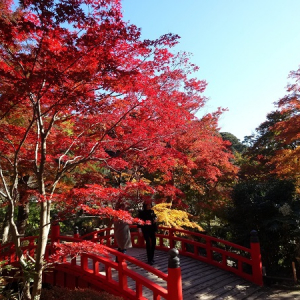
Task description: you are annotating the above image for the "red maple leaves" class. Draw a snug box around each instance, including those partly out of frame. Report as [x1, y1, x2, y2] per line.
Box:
[0, 1, 237, 297]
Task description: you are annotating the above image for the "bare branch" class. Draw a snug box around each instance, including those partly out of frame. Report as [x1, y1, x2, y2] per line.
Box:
[0, 164, 12, 201]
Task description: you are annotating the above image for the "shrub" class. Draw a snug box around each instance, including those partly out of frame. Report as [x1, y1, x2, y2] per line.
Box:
[41, 286, 124, 300]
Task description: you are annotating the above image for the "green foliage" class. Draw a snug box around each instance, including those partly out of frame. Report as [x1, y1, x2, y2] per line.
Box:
[240, 111, 292, 181]
[220, 132, 247, 154]
[25, 202, 41, 237]
[218, 179, 300, 276]
[0, 261, 9, 297]
[0, 261, 23, 300]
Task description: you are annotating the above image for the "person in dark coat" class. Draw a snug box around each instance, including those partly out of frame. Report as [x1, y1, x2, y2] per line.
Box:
[138, 201, 157, 265]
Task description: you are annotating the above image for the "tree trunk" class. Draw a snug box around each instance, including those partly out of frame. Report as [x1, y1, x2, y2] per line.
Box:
[7, 201, 32, 299]
[2, 210, 10, 243]
[31, 201, 51, 300]
[17, 201, 30, 236]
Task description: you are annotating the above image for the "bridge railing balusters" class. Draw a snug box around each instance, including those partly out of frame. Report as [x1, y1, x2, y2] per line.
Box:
[92, 232, 97, 243]
[118, 260, 128, 291]
[238, 259, 243, 273]
[81, 254, 88, 271]
[51, 214, 60, 245]
[71, 256, 77, 266]
[93, 259, 100, 273]
[169, 228, 175, 249]
[105, 262, 113, 282]
[156, 226, 262, 287]
[135, 281, 143, 298]
[222, 252, 227, 266]
[206, 236, 212, 262]
[73, 226, 80, 239]
[0, 222, 263, 300]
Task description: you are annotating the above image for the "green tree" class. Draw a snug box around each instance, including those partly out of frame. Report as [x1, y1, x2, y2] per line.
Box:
[220, 179, 300, 276]
[220, 132, 246, 154]
[239, 111, 290, 181]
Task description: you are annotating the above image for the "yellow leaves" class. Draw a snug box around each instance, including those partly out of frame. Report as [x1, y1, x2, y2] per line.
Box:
[153, 203, 204, 232]
[60, 119, 75, 136]
[272, 148, 300, 177]
[271, 147, 300, 192]
[131, 178, 151, 185]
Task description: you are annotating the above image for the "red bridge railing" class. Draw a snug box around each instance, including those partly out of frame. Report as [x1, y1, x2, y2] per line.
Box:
[0, 224, 262, 300]
[81, 225, 263, 286]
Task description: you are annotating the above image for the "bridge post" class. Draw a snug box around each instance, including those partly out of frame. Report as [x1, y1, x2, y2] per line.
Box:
[167, 248, 183, 300]
[51, 214, 60, 244]
[250, 230, 263, 286]
[92, 232, 98, 243]
[73, 226, 80, 239]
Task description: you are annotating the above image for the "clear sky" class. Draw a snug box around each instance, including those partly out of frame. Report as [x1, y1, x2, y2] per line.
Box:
[121, 0, 300, 141]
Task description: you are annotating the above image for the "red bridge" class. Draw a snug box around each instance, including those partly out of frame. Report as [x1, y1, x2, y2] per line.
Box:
[1, 224, 264, 300]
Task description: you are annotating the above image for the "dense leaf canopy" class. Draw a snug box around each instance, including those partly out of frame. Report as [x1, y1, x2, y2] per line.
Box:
[0, 1, 236, 298]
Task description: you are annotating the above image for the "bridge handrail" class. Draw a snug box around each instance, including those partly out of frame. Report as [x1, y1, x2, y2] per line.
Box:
[0, 235, 40, 263]
[54, 234, 168, 281]
[50, 236, 169, 300]
[82, 225, 262, 286]
[81, 225, 250, 252]
[157, 226, 262, 286]
[0, 233, 171, 300]
[0, 223, 262, 299]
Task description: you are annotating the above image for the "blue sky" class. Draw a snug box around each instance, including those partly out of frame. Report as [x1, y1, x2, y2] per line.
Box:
[121, 0, 300, 141]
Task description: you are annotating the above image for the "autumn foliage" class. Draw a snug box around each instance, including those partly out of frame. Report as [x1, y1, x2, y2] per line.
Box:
[224, 66, 300, 276]
[242, 66, 300, 189]
[0, 0, 236, 299]
[270, 66, 300, 187]
[153, 203, 204, 232]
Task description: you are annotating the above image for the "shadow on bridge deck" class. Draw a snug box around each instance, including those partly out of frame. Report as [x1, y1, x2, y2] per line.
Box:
[125, 248, 300, 300]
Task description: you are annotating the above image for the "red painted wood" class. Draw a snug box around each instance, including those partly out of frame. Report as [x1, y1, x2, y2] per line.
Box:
[118, 261, 128, 291]
[66, 273, 77, 289]
[251, 241, 263, 286]
[0, 224, 263, 299]
[167, 267, 182, 300]
[55, 270, 65, 287]
[136, 282, 143, 299]
[81, 254, 88, 271]
[43, 270, 54, 285]
[51, 224, 60, 244]
[78, 279, 89, 288]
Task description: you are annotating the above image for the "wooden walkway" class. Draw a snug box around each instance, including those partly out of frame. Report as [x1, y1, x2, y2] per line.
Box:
[123, 248, 300, 300]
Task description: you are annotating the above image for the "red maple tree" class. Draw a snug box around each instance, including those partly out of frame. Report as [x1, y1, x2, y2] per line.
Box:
[0, 0, 235, 298]
[269, 65, 300, 189]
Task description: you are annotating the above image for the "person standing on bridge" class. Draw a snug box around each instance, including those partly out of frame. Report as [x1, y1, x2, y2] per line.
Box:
[114, 202, 132, 262]
[138, 201, 158, 265]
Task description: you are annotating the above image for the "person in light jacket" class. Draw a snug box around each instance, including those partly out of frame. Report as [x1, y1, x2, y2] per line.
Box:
[138, 201, 157, 265]
[114, 203, 132, 260]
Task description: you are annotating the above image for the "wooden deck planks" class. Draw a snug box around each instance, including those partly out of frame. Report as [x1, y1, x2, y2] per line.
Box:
[124, 248, 300, 300]
[79, 248, 300, 299]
